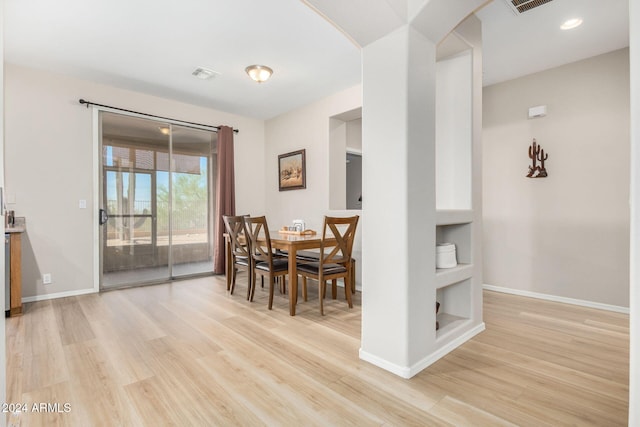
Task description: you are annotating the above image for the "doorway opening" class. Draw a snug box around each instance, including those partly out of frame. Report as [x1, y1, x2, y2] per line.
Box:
[329, 107, 362, 210]
[346, 152, 362, 209]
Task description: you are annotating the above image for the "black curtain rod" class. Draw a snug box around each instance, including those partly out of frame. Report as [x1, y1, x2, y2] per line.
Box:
[78, 99, 239, 134]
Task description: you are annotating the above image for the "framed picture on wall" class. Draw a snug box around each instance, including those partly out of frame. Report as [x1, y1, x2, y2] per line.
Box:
[278, 149, 306, 191]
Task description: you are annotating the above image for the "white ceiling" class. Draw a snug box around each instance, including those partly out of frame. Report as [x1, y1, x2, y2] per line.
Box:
[4, 0, 630, 120]
[476, 0, 629, 86]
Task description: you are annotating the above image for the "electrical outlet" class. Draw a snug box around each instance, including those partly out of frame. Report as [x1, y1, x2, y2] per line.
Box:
[43, 273, 52, 284]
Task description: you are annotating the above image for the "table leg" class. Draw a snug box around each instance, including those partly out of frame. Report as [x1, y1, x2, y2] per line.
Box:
[288, 246, 298, 316]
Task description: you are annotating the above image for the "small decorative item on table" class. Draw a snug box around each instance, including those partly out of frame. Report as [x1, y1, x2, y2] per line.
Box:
[279, 227, 316, 236]
[293, 219, 305, 232]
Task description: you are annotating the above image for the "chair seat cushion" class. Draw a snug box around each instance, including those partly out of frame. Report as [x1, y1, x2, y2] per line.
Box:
[256, 258, 289, 272]
[297, 262, 347, 275]
[234, 256, 250, 266]
[295, 250, 321, 261]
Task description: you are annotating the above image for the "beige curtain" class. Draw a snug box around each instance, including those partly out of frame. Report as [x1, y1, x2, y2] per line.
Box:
[213, 126, 235, 274]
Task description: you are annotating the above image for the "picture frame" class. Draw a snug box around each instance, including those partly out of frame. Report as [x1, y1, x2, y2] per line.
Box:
[278, 149, 306, 191]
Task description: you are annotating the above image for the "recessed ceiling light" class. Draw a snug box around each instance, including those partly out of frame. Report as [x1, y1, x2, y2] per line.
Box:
[192, 67, 220, 80]
[561, 18, 583, 30]
[159, 126, 170, 135]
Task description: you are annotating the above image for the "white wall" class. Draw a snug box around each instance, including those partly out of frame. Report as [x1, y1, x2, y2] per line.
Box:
[328, 118, 347, 210]
[264, 84, 362, 288]
[4, 63, 266, 300]
[483, 48, 630, 308]
[264, 85, 361, 229]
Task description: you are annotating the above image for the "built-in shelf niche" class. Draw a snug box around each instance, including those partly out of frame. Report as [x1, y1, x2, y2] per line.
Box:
[436, 278, 471, 338]
[435, 35, 472, 211]
[436, 222, 472, 268]
[426, 15, 483, 370]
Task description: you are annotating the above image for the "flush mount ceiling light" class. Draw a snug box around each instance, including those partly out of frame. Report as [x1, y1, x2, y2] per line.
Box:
[561, 18, 583, 30]
[192, 67, 220, 80]
[245, 65, 273, 83]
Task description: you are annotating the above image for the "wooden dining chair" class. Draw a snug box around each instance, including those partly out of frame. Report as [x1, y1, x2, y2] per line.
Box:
[297, 215, 359, 315]
[223, 215, 252, 299]
[244, 216, 289, 309]
[295, 251, 357, 299]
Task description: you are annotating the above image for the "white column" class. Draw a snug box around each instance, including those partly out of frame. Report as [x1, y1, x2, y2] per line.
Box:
[359, 25, 437, 376]
[303, 0, 486, 379]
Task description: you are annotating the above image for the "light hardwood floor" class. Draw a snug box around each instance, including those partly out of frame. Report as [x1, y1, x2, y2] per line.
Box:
[6, 275, 629, 426]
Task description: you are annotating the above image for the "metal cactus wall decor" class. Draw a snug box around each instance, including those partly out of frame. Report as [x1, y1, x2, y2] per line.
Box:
[526, 138, 548, 178]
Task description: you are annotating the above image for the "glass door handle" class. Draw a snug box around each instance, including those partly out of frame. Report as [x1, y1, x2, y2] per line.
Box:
[99, 209, 109, 225]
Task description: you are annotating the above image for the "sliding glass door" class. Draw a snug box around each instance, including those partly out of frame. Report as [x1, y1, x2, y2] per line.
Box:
[169, 124, 215, 277]
[99, 112, 216, 289]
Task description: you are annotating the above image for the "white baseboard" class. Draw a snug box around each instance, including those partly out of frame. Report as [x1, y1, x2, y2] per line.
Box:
[483, 284, 630, 314]
[359, 349, 412, 378]
[359, 322, 486, 379]
[22, 288, 98, 304]
[407, 322, 486, 377]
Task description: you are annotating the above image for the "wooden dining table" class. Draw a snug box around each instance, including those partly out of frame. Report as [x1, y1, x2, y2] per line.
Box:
[267, 231, 335, 316]
[224, 230, 335, 316]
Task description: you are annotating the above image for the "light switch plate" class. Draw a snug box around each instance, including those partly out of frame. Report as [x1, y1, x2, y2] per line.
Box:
[79, 199, 87, 209]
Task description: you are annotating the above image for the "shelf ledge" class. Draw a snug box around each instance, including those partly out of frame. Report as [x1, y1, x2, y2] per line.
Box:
[435, 263, 473, 289]
[436, 209, 473, 226]
[436, 314, 471, 339]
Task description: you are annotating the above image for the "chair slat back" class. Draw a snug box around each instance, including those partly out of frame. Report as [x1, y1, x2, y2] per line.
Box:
[244, 216, 274, 264]
[223, 215, 250, 258]
[321, 215, 359, 265]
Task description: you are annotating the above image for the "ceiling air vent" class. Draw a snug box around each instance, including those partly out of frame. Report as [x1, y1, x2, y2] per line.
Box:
[506, 0, 554, 14]
[192, 67, 220, 80]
